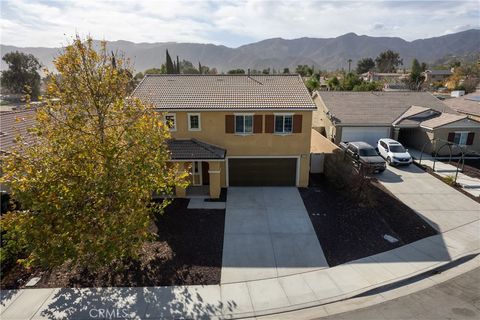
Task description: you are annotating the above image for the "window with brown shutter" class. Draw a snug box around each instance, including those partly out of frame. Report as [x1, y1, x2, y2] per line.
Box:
[253, 115, 263, 133]
[225, 115, 234, 133]
[447, 132, 455, 142]
[467, 132, 475, 145]
[265, 115, 274, 133]
[293, 114, 302, 133]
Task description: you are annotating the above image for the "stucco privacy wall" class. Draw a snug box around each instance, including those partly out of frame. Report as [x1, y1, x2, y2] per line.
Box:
[168, 111, 312, 187]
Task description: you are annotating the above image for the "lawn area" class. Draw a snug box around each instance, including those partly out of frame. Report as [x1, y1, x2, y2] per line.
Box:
[1, 198, 226, 289]
[299, 175, 438, 266]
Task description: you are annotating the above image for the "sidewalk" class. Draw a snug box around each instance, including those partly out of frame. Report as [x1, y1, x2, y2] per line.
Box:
[409, 148, 480, 197]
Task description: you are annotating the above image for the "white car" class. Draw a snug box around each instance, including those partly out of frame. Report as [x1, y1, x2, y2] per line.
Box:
[377, 138, 413, 166]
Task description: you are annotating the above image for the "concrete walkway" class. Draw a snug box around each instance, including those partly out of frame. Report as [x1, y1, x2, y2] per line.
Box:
[408, 148, 480, 197]
[221, 187, 328, 283]
[377, 165, 480, 233]
[2, 177, 479, 319]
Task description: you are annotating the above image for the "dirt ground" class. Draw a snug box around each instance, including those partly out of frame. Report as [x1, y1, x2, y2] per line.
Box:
[299, 175, 438, 266]
[1, 198, 226, 289]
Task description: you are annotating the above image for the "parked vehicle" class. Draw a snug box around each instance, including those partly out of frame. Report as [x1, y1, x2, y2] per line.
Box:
[377, 138, 412, 166]
[339, 141, 386, 173]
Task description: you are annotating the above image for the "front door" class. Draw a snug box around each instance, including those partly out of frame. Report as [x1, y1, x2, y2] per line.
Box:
[202, 162, 210, 185]
[192, 161, 202, 186]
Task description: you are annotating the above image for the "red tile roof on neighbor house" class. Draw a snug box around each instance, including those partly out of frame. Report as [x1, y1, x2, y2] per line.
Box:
[132, 74, 317, 111]
[0, 108, 37, 153]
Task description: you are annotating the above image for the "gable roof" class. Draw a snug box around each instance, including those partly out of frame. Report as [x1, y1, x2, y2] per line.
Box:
[420, 112, 469, 129]
[315, 91, 453, 126]
[444, 90, 480, 117]
[133, 74, 316, 111]
[167, 139, 226, 160]
[0, 108, 37, 153]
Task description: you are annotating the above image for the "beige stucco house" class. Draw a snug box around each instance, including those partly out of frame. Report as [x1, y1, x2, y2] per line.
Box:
[313, 91, 480, 156]
[133, 74, 316, 198]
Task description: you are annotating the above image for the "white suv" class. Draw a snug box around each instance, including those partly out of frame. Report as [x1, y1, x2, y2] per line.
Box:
[377, 138, 412, 166]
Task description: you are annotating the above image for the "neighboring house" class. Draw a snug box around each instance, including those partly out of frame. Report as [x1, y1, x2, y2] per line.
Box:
[362, 71, 409, 83]
[444, 89, 480, 122]
[0, 108, 37, 193]
[312, 91, 480, 155]
[382, 83, 410, 92]
[423, 69, 453, 84]
[133, 74, 316, 198]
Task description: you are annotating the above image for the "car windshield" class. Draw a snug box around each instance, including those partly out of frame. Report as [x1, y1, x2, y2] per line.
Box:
[390, 145, 406, 153]
[359, 148, 378, 156]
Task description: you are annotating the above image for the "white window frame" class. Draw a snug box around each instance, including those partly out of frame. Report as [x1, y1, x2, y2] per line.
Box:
[454, 131, 469, 146]
[234, 113, 254, 135]
[164, 113, 177, 131]
[188, 113, 201, 131]
[274, 113, 293, 135]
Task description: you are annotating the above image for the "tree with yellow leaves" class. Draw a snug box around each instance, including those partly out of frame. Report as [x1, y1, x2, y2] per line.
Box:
[1, 37, 188, 269]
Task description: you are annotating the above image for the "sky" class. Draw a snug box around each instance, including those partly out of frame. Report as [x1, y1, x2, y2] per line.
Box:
[1, 0, 479, 48]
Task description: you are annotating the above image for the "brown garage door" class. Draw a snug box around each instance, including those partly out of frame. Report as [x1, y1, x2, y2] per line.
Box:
[228, 158, 297, 186]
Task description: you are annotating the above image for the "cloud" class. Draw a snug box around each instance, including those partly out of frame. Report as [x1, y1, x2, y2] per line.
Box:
[1, 0, 478, 47]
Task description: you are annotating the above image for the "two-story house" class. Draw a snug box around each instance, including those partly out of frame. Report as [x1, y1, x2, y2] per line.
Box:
[133, 74, 316, 198]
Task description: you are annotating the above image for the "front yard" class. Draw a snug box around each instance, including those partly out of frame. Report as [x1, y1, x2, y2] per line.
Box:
[1, 198, 226, 289]
[299, 174, 438, 266]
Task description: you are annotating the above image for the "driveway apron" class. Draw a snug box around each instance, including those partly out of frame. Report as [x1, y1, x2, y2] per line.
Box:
[221, 187, 329, 283]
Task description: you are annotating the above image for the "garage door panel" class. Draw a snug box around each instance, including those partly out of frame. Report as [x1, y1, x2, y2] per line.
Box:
[228, 158, 296, 186]
[341, 127, 391, 146]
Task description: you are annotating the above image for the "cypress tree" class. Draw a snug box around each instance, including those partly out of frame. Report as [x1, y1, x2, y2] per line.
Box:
[176, 56, 180, 74]
[166, 50, 174, 74]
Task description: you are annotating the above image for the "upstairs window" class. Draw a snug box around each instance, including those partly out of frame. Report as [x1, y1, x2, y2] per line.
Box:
[235, 115, 253, 134]
[188, 113, 201, 131]
[165, 113, 176, 131]
[274, 114, 293, 134]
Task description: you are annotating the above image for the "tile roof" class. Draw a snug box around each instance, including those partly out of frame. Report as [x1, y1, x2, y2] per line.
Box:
[392, 106, 436, 126]
[1, 109, 226, 160]
[0, 108, 37, 153]
[444, 90, 480, 117]
[420, 113, 468, 129]
[133, 74, 316, 110]
[315, 91, 454, 126]
[167, 139, 226, 160]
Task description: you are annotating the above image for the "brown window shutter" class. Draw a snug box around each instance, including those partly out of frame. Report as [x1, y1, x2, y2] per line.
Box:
[293, 114, 303, 133]
[467, 132, 475, 145]
[225, 115, 234, 133]
[253, 115, 263, 133]
[265, 115, 274, 133]
[447, 132, 455, 142]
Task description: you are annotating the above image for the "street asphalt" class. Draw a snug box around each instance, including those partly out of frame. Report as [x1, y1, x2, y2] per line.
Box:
[318, 267, 480, 320]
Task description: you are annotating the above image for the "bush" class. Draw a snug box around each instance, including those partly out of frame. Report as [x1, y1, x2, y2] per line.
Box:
[0, 212, 30, 277]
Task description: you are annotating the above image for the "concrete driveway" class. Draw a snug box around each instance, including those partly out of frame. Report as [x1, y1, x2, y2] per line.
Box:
[377, 165, 480, 233]
[221, 187, 328, 284]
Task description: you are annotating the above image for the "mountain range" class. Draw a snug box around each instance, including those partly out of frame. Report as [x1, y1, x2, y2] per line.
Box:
[1, 29, 479, 73]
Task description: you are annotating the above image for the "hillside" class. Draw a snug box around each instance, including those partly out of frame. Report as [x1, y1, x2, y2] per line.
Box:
[1, 29, 478, 73]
